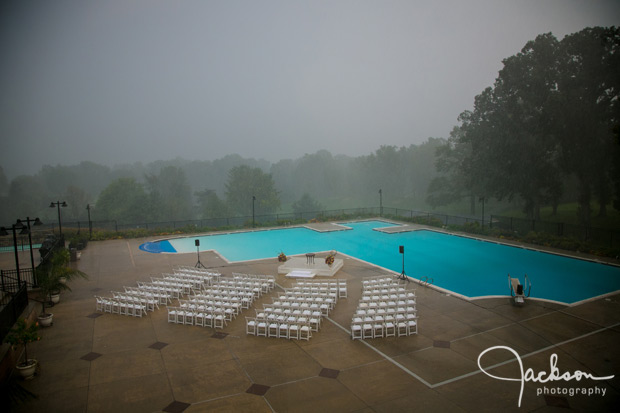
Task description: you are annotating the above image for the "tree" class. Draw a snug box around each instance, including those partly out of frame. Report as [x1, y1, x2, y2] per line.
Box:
[225, 165, 280, 216]
[195, 189, 228, 219]
[292, 193, 322, 214]
[95, 177, 153, 223]
[144, 166, 193, 221]
[553, 27, 620, 222]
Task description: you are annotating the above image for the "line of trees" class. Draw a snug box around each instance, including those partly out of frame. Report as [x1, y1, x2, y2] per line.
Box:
[428, 27, 620, 224]
[0, 139, 443, 225]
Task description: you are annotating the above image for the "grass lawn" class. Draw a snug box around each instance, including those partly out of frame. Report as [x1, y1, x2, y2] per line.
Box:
[503, 202, 620, 230]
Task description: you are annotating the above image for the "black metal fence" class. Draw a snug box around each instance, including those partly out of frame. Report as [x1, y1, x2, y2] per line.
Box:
[0, 272, 29, 343]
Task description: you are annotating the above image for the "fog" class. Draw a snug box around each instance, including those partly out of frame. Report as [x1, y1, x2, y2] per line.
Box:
[1, 0, 619, 178]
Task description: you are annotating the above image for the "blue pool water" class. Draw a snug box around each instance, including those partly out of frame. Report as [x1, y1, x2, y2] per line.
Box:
[139, 220, 620, 304]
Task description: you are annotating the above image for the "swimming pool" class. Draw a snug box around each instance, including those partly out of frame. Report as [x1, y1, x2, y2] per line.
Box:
[139, 220, 620, 304]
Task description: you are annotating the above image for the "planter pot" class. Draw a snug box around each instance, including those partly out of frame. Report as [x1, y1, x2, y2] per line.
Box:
[58, 276, 67, 284]
[38, 313, 53, 327]
[50, 293, 60, 304]
[16, 359, 38, 380]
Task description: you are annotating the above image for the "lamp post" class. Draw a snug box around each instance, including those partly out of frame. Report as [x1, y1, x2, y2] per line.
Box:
[15, 217, 43, 285]
[379, 189, 383, 217]
[86, 204, 93, 240]
[0, 222, 30, 284]
[479, 196, 486, 229]
[49, 201, 68, 237]
[252, 196, 256, 228]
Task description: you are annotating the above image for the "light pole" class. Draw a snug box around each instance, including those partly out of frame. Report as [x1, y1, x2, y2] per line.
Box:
[379, 189, 383, 217]
[479, 196, 486, 229]
[0, 222, 30, 284]
[49, 201, 68, 237]
[16, 217, 43, 285]
[86, 204, 93, 240]
[252, 196, 256, 228]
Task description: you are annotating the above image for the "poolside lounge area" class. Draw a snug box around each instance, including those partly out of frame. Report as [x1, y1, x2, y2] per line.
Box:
[3, 236, 620, 412]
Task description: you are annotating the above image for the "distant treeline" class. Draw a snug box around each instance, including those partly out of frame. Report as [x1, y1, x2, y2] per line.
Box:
[0, 140, 443, 225]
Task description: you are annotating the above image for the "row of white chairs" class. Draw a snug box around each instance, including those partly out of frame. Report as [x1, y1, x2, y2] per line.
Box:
[358, 299, 417, 309]
[189, 292, 254, 309]
[171, 268, 220, 282]
[111, 291, 159, 312]
[270, 299, 332, 317]
[274, 294, 336, 307]
[160, 273, 213, 289]
[174, 266, 222, 279]
[203, 284, 263, 299]
[179, 299, 241, 320]
[355, 306, 417, 318]
[246, 317, 312, 340]
[215, 279, 271, 296]
[231, 272, 276, 291]
[95, 296, 147, 317]
[123, 286, 172, 305]
[351, 318, 417, 339]
[256, 308, 322, 331]
[150, 278, 195, 295]
[167, 307, 227, 328]
[137, 281, 184, 298]
[362, 275, 398, 286]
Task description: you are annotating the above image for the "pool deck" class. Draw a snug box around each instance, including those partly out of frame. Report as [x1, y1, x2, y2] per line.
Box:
[3, 236, 620, 412]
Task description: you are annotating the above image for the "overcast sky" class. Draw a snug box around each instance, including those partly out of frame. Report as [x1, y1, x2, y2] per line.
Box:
[1, 0, 619, 178]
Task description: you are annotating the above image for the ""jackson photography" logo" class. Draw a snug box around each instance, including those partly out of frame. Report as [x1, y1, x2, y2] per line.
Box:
[477, 346, 614, 407]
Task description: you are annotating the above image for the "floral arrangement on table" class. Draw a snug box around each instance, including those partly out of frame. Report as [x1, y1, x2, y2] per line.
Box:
[325, 251, 337, 266]
[278, 252, 287, 262]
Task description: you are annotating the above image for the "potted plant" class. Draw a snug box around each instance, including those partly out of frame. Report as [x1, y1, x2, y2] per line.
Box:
[278, 251, 287, 262]
[4, 318, 40, 379]
[36, 248, 88, 326]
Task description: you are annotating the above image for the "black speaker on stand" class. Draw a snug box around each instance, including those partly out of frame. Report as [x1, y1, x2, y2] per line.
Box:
[398, 245, 408, 281]
[195, 239, 206, 268]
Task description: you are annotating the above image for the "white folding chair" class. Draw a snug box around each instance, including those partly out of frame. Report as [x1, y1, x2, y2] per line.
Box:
[257, 320, 268, 337]
[268, 322, 279, 338]
[278, 323, 290, 339]
[246, 317, 257, 335]
[351, 322, 363, 340]
[299, 324, 311, 341]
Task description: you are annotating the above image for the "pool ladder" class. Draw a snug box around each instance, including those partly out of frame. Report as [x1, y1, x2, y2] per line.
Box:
[419, 276, 434, 287]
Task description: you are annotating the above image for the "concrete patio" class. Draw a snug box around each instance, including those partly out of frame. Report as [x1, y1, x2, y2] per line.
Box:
[4, 236, 620, 412]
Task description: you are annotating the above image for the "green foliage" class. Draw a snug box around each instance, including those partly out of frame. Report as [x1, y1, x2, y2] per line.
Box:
[4, 318, 40, 364]
[225, 165, 280, 215]
[95, 177, 153, 224]
[36, 248, 88, 314]
[292, 193, 322, 214]
[195, 189, 228, 219]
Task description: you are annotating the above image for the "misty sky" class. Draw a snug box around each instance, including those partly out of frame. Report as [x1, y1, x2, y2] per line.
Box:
[2, 0, 619, 178]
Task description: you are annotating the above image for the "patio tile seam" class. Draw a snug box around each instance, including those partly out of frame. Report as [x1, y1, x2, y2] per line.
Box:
[326, 316, 434, 388]
[430, 321, 620, 389]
